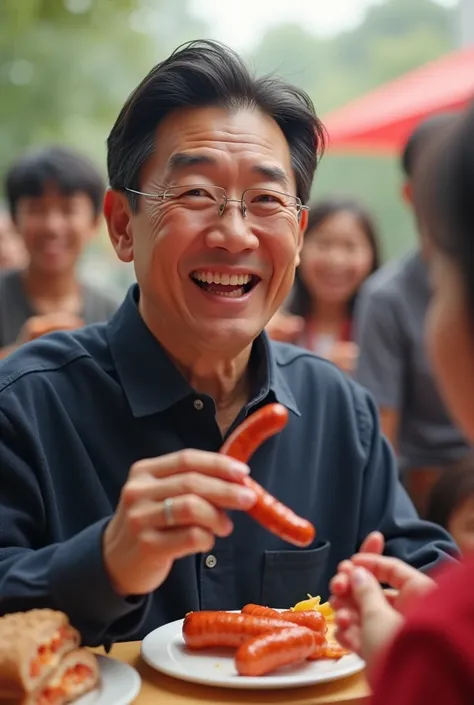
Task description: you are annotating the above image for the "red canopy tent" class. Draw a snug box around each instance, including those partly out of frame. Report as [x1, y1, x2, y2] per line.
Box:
[322, 47, 474, 155]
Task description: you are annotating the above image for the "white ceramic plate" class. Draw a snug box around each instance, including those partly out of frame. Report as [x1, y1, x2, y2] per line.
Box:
[77, 655, 141, 704]
[141, 618, 365, 690]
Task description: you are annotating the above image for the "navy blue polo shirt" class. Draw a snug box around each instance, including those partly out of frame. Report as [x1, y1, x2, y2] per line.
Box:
[0, 285, 456, 646]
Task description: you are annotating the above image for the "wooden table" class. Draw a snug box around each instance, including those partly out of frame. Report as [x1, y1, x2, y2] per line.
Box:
[93, 642, 371, 705]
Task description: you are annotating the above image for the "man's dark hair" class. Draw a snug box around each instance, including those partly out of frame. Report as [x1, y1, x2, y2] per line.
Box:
[5, 145, 105, 219]
[288, 197, 380, 319]
[400, 112, 458, 178]
[107, 39, 326, 211]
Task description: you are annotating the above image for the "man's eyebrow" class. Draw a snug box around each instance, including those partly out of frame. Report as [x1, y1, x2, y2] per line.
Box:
[166, 152, 215, 174]
[165, 154, 290, 189]
[251, 165, 290, 189]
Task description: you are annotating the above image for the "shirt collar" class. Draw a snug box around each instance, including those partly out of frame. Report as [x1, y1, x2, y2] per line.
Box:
[252, 331, 300, 417]
[107, 284, 300, 418]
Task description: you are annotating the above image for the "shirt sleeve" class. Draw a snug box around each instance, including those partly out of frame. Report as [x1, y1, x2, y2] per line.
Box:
[371, 625, 473, 705]
[0, 409, 152, 647]
[351, 383, 458, 571]
[353, 282, 406, 410]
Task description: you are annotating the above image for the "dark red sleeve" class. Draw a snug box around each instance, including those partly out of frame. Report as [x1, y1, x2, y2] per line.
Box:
[370, 625, 473, 705]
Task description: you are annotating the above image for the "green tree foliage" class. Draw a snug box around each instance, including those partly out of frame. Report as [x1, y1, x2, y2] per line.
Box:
[249, 0, 456, 260]
[0, 0, 206, 178]
[0, 0, 207, 287]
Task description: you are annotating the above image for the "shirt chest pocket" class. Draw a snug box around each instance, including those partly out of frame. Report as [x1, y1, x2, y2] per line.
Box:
[260, 541, 331, 608]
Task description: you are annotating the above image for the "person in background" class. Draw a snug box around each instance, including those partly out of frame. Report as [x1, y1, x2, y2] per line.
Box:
[330, 104, 474, 705]
[426, 458, 474, 555]
[0, 210, 26, 270]
[353, 113, 471, 516]
[266, 197, 380, 374]
[0, 146, 120, 359]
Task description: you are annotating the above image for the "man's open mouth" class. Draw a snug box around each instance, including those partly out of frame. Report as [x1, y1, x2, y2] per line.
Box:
[190, 271, 261, 298]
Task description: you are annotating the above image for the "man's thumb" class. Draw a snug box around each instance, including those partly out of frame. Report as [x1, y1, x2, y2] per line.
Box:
[351, 567, 390, 618]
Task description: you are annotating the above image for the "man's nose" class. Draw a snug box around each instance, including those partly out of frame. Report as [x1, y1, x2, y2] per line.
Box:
[42, 209, 65, 235]
[327, 248, 348, 266]
[206, 201, 259, 252]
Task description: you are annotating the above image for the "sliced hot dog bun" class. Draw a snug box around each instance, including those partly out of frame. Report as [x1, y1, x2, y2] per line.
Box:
[25, 649, 99, 705]
[0, 610, 80, 698]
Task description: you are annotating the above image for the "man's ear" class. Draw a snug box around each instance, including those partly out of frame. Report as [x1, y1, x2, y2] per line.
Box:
[295, 208, 309, 267]
[103, 189, 134, 263]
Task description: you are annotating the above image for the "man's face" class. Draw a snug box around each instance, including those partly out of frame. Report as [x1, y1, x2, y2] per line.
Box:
[111, 106, 307, 352]
[14, 187, 99, 276]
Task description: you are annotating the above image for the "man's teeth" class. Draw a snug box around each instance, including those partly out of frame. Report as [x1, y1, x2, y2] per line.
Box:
[192, 271, 253, 286]
[213, 289, 244, 298]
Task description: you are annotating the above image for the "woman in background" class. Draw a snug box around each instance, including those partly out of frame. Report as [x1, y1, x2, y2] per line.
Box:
[330, 105, 474, 703]
[266, 197, 380, 373]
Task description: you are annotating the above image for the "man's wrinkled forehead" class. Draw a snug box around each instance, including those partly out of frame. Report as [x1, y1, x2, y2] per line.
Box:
[141, 105, 295, 189]
[163, 152, 291, 191]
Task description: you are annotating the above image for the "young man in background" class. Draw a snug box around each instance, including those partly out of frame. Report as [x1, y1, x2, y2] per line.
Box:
[0, 145, 120, 358]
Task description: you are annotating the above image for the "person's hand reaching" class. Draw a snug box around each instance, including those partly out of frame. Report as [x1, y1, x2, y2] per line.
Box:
[330, 552, 436, 674]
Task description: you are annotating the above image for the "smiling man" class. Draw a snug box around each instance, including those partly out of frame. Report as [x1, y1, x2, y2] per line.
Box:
[0, 41, 456, 647]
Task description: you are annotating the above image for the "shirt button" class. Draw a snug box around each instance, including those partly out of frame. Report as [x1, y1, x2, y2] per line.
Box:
[194, 399, 204, 411]
[205, 554, 217, 569]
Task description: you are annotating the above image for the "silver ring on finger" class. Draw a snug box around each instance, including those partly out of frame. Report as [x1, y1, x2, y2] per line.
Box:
[162, 497, 175, 527]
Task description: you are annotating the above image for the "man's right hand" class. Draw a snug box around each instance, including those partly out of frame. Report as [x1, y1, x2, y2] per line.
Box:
[103, 450, 256, 596]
